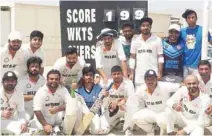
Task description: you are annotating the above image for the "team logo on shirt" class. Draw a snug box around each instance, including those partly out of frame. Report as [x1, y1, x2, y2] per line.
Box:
[176, 45, 181, 50]
[45, 96, 50, 101]
[26, 84, 31, 88]
[1, 98, 4, 104]
[63, 69, 67, 73]
[144, 94, 148, 100]
[183, 97, 188, 102]
[186, 34, 196, 49]
[4, 57, 9, 63]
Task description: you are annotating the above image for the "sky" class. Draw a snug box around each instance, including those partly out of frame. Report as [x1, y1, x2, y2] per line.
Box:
[1, 0, 212, 27]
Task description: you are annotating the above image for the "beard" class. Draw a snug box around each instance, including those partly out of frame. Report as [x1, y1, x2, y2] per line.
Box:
[141, 30, 150, 35]
[9, 45, 20, 51]
[47, 82, 59, 89]
[28, 70, 39, 76]
[125, 34, 134, 40]
[4, 84, 16, 91]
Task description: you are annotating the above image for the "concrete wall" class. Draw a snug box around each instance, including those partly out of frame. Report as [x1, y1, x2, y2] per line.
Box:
[149, 13, 171, 37]
[14, 3, 61, 66]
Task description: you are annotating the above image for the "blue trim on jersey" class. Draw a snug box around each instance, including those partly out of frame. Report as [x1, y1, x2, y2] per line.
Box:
[77, 84, 102, 108]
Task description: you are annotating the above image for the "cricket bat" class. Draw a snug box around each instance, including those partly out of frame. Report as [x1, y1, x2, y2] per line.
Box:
[75, 82, 114, 134]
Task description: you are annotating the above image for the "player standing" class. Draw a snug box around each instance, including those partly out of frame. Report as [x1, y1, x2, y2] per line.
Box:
[23, 30, 45, 75]
[181, 9, 212, 76]
[129, 17, 164, 88]
[162, 24, 184, 83]
[0, 31, 28, 78]
[95, 28, 128, 87]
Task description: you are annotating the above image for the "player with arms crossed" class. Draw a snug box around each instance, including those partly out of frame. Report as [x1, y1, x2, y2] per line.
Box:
[16, 57, 45, 122]
[129, 17, 164, 88]
[1, 71, 28, 135]
[166, 75, 210, 135]
[127, 69, 179, 135]
[90, 65, 135, 134]
[31, 70, 80, 135]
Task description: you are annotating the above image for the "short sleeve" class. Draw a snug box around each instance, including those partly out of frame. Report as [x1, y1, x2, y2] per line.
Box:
[116, 40, 126, 61]
[33, 89, 44, 111]
[130, 40, 137, 54]
[95, 46, 103, 69]
[156, 38, 163, 55]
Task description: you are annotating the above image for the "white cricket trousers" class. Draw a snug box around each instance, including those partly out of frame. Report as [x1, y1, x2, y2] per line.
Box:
[90, 109, 125, 134]
[1, 120, 23, 134]
[132, 108, 167, 134]
[166, 110, 204, 136]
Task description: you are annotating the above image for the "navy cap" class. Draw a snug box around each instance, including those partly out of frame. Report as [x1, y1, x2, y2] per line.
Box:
[144, 69, 157, 78]
[2, 71, 18, 81]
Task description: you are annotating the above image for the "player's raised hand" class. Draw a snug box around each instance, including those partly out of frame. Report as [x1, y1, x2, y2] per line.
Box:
[49, 107, 58, 114]
[20, 123, 28, 133]
[102, 89, 109, 97]
[205, 105, 212, 115]
[172, 103, 182, 112]
[43, 124, 53, 134]
[2, 109, 13, 119]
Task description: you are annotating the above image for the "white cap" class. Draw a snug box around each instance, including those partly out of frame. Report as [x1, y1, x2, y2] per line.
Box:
[168, 24, 180, 31]
[96, 28, 118, 40]
[8, 31, 23, 41]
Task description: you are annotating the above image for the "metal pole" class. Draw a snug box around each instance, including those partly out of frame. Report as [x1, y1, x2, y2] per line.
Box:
[201, 0, 209, 60]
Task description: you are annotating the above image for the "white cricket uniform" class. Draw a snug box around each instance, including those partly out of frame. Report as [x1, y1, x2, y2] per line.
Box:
[0, 44, 28, 78]
[129, 82, 179, 133]
[95, 39, 126, 78]
[32, 84, 72, 129]
[130, 34, 163, 86]
[91, 78, 135, 134]
[16, 75, 45, 122]
[0, 86, 26, 134]
[53, 56, 86, 86]
[22, 44, 46, 67]
[166, 86, 210, 135]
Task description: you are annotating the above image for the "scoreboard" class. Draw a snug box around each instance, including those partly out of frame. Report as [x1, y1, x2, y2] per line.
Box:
[59, 1, 148, 67]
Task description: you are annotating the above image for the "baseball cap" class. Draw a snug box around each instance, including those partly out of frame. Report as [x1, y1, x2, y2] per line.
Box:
[144, 69, 157, 78]
[8, 31, 23, 41]
[2, 71, 18, 81]
[96, 28, 118, 40]
[169, 24, 180, 31]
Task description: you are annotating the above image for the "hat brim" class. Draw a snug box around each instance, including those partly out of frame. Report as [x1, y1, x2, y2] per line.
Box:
[96, 29, 118, 40]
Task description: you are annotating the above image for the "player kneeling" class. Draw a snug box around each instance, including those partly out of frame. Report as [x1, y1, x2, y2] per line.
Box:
[90, 65, 135, 134]
[30, 70, 81, 135]
[1, 71, 28, 135]
[165, 75, 210, 136]
[127, 69, 180, 135]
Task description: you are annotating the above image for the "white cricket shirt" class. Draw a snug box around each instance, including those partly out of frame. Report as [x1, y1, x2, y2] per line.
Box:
[130, 34, 163, 84]
[16, 74, 45, 115]
[95, 39, 126, 78]
[167, 86, 210, 119]
[53, 56, 86, 86]
[33, 84, 72, 125]
[135, 82, 179, 112]
[22, 44, 45, 67]
[0, 44, 28, 78]
[0, 86, 25, 122]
